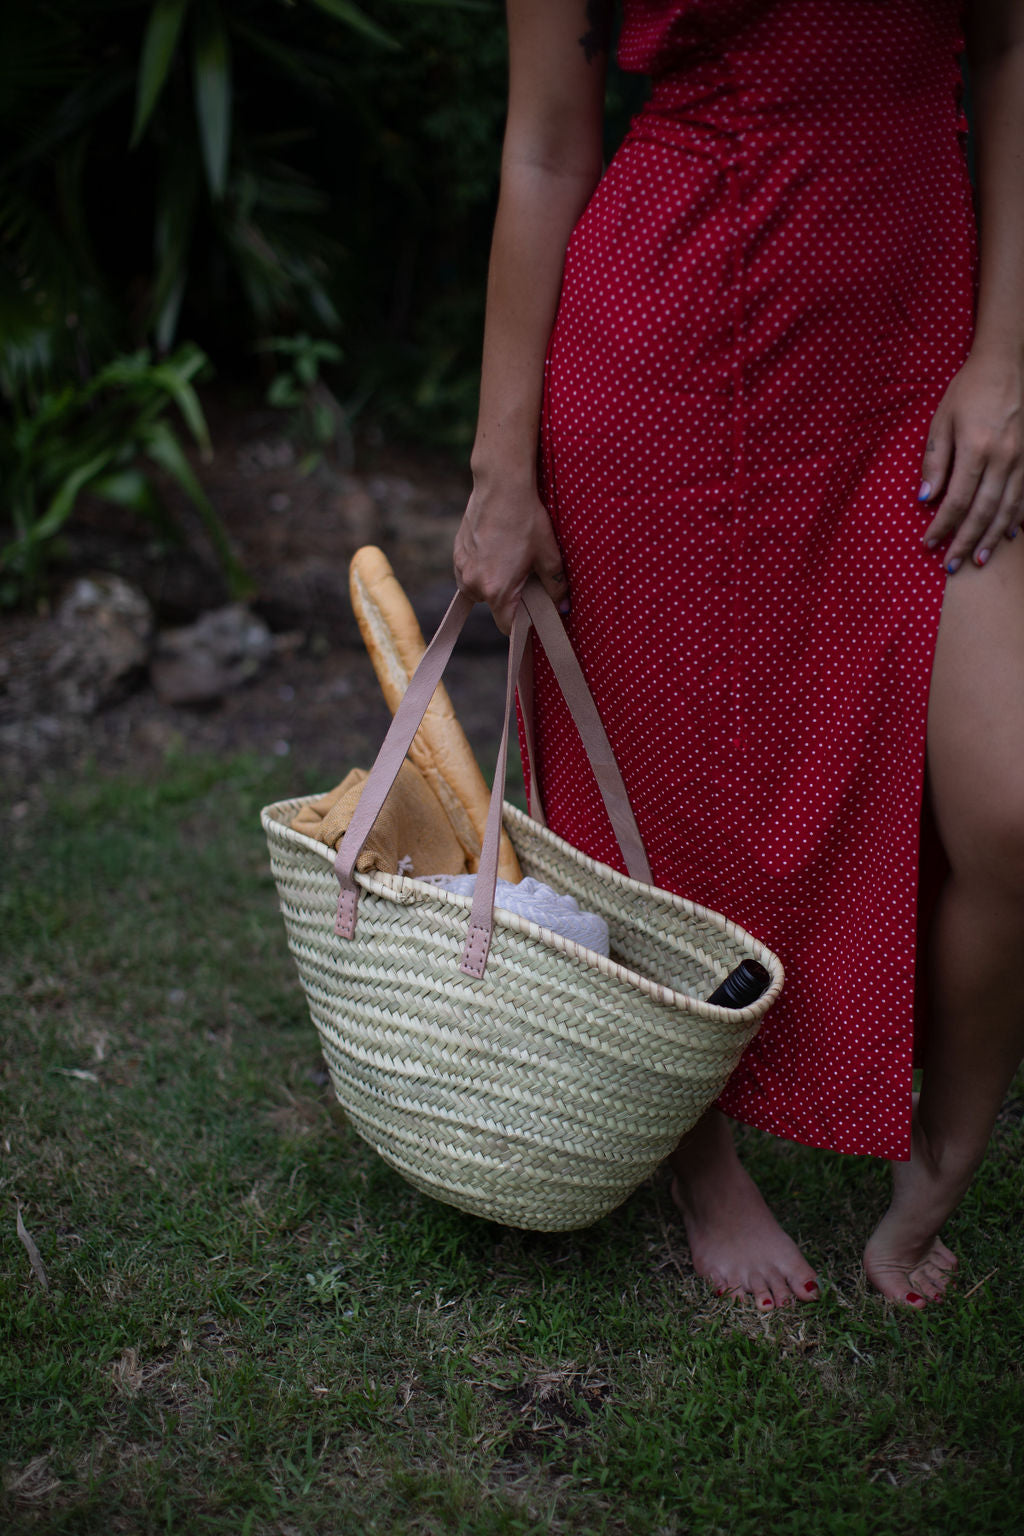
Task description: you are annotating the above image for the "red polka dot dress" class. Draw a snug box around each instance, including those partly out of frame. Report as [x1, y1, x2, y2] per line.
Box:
[521, 0, 976, 1160]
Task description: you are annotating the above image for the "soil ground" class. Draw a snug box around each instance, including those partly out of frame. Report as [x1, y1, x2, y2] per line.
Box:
[0, 394, 514, 789]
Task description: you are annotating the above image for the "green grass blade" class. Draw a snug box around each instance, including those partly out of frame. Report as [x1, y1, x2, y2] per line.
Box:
[191, 1, 232, 200]
[33, 448, 118, 542]
[393, 0, 489, 9]
[89, 466, 164, 519]
[150, 149, 200, 352]
[141, 419, 251, 597]
[150, 349, 212, 455]
[131, 0, 190, 147]
[303, 0, 400, 50]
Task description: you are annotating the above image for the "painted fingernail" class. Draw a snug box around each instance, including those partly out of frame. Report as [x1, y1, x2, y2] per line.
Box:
[918, 482, 932, 501]
[976, 549, 990, 567]
[906, 1292, 923, 1305]
[924, 539, 938, 551]
[946, 558, 961, 575]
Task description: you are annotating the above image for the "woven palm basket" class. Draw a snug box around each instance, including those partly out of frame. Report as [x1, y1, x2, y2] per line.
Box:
[262, 793, 783, 1232]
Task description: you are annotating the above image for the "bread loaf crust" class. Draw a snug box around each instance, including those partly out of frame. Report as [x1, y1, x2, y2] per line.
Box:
[349, 546, 522, 881]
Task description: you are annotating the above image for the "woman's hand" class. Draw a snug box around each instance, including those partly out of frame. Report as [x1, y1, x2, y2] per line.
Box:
[919, 346, 1024, 571]
[454, 474, 569, 634]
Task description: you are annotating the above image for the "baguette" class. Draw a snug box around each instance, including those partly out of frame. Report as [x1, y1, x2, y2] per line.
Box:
[349, 546, 522, 881]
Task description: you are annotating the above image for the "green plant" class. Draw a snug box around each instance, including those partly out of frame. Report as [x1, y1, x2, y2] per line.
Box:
[261, 332, 348, 472]
[0, 2, 481, 407]
[1, 1, 640, 448]
[330, 3, 647, 445]
[0, 343, 246, 607]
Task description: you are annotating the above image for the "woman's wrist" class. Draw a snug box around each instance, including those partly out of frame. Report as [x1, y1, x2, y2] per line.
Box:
[968, 326, 1024, 369]
[469, 449, 539, 495]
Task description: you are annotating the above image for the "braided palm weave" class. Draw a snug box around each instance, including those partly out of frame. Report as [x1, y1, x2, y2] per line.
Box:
[262, 793, 783, 1231]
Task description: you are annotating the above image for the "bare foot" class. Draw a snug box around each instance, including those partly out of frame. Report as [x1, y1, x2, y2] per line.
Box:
[668, 1109, 821, 1310]
[864, 1114, 966, 1308]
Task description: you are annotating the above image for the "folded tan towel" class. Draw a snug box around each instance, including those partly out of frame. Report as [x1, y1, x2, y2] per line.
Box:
[290, 761, 468, 878]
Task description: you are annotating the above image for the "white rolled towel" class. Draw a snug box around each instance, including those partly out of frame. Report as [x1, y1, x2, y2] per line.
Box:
[415, 873, 609, 957]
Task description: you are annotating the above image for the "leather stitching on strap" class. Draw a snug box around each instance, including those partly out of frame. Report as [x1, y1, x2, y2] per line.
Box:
[459, 922, 492, 978]
[335, 889, 358, 938]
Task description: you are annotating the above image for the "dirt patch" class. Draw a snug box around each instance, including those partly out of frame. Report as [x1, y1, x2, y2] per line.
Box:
[1, 396, 513, 784]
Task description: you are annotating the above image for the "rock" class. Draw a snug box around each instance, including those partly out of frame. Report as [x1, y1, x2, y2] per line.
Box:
[235, 436, 296, 477]
[46, 574, 154, 714]
[252, 556, 360, 646]
[151, 604, 275, 707]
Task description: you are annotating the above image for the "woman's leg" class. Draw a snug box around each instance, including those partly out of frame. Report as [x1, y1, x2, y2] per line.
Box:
[668, 1111, 821, 1310]
[864, 538, 1024, 1306]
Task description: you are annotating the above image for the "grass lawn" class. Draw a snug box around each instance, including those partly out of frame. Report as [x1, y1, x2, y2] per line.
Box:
[1, 750, 1022, 1535]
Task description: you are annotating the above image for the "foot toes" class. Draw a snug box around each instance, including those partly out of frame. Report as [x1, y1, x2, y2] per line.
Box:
[864, 1258, 924, 1305]
[768, 1275, 798, 1308]
[916, 1262, 953, 1297]
[934, 1240, 958, 1272]
[792, 1274, 821, 1303]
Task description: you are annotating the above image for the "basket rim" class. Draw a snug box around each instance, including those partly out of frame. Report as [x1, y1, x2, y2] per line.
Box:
[261, 793, 785, 1024]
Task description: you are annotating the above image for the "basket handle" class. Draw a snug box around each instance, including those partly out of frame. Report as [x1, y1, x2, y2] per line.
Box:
[334, 576, 651, 976]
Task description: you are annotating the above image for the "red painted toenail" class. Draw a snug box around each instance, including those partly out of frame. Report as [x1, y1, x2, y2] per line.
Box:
[715, 1288, 724, 1297]
[804, 1281, 819, 1293]
[761, 1299, 774, 1308]
[906, 1292, 923, 1305]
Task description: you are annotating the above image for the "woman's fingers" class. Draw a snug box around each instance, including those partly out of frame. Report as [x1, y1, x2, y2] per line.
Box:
[492, 580, 528, 637]
[972, 467, 1024, 565]
[921, 445, 984, 552]
[534, 525, 572, 614]
[1004, 468, 1024, 540]
[917, 353, 1024, 567]
[940, 460, 1009, 571]
[452, 485, 570, 632]
[497, 554, 570, 633]
[918, 414, 953, 515]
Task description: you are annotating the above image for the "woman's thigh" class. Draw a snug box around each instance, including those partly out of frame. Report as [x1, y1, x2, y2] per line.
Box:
[926, 537, 1024, 887]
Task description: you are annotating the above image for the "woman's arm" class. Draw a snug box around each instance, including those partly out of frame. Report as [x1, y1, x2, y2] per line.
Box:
[919, 0, 1024, 570]
[454, 0, 612, 632]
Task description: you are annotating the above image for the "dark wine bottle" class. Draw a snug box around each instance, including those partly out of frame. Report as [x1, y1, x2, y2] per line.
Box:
[706, 958, 771, 1009]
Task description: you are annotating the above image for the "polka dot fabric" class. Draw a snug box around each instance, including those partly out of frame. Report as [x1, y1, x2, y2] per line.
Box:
[518, 0, 976, 1160]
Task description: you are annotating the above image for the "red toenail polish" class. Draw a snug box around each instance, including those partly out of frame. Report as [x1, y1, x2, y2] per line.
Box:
[906, 1292, 923, 1304]
[715, 1288, 724, 1297]
[804, 1281, 819, 1293]
[762, 1299, 774, 1308]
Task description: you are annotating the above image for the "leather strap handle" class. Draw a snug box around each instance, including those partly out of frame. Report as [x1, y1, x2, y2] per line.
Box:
[520, 580, 651, 883]
[334, 585, 473, 940]
[334, 576, 651, 976]
[515, 634, 547, 828]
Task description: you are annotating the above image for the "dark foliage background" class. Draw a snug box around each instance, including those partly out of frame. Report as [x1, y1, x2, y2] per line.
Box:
[1, 0, 645, 442]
